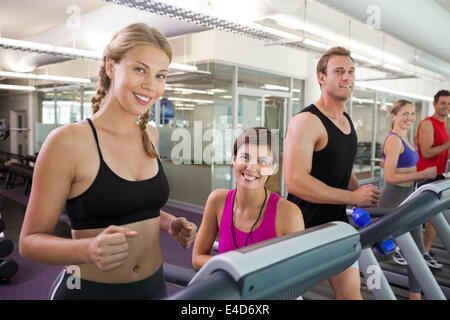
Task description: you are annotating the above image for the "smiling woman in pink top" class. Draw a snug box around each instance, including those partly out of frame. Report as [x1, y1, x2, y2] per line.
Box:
[192, 127, 305, 269]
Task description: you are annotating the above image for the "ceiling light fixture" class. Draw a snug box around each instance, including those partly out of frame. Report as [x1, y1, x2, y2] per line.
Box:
[382, 64, 402, 72]
[355, 82, 433, 102]
[0, 84, 36, 91]
[269, 14, 406, 66]
[169, 62, 198, 72]
[0, 37, 203, 74]
[0, 70, 91, 83]
[165, 86, 213, 95]
[263, 84, 301, 92]
[0, 37, 102, 60]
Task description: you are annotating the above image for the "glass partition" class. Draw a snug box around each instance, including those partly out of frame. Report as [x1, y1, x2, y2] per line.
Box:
[292, 79, 303, 116]
[350, 89, 430, 187]
[352, 90, 376, 180]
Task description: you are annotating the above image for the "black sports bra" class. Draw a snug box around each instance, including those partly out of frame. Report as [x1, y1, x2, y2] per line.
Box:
[66, 118, 169, 230]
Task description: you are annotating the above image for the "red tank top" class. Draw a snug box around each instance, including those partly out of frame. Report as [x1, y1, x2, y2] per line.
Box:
[416, 116, 449, 174]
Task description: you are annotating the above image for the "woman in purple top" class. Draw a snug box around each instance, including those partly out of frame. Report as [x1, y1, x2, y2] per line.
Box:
[378, 99, 436, 300]
[192, 127, 304, 269]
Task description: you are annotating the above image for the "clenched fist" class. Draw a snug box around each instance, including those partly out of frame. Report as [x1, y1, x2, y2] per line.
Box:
[88, 225, 138, 272]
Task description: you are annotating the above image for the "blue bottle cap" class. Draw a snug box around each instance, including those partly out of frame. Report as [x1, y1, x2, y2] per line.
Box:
[381, 239, 396, 254]
[352, 207, 372, 227]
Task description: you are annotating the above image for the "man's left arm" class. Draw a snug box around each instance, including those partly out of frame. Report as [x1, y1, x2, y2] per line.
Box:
[348, 169, 360, 191]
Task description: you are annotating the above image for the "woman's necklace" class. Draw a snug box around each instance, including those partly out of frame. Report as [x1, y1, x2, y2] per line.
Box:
[231, 186, 268, 249]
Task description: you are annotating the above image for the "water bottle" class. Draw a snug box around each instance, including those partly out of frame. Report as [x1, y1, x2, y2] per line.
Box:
[352, 207, 396, 255]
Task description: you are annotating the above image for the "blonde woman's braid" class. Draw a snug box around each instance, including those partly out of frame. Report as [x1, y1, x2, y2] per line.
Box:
[139, 109, 158, 158]
[91, 62, 110, 114]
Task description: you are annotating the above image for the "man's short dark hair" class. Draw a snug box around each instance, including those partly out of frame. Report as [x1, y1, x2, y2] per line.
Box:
[434, 90, 450, 104]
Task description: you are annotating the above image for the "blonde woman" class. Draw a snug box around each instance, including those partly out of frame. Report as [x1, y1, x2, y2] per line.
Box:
[19, 23, 197, 300]
[378, 99, 436, 300]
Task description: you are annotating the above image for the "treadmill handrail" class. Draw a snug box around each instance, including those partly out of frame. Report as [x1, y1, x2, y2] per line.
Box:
[189, 222, 359, 285]
[359, 190, 450, 248]
[163, 263, 197, 287]
[166, 270, 240, 300]
[172, 222, 360, 300]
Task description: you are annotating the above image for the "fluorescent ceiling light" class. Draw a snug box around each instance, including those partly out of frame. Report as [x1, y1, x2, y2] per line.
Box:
[0, 37, 101, 60]
[351, 53, 382, 66]
[165, 87, 213, 95]
[192, 99, 214, 104]
[302, 38, 330, 50]
[0, 37, 205, 75]
[263, 84, 289, 91]
[0, 84, 35, 91]
[269, 14, 406, 66]
[169, 62, 198, 72]
[263, 84, 301, 92]
[167, 97, 192, 102]
[43, 101, 81, 106]
[168, 97, 213, 104]
[355, 82, 433, 102]
[257, 26, 303, 41]
[382, 64, 402, 72]
[352, 98, 376, 104]
[0, 71, 91, 83]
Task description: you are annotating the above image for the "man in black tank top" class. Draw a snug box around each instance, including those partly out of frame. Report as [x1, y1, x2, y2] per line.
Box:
[284, 47, 380, 300]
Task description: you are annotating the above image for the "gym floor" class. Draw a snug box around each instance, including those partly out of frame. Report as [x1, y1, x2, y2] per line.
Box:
[0, 178, 448, 300]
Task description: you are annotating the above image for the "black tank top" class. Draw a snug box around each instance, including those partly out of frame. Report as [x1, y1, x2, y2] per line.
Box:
[66, 119, 170, 230]
[287, 104, 357, 228]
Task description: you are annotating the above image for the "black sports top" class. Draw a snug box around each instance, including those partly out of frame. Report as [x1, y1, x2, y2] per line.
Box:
[287, 104, 357, 228]
[66, 118, 170, 230]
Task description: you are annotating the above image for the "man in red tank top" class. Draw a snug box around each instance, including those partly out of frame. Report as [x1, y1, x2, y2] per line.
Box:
[416, 90, 450, 269]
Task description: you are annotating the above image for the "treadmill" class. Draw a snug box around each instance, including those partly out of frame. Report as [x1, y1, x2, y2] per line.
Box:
[163, 180, 449, 299]
[166, 221, 361, 300]
[356, 179, 450, 299]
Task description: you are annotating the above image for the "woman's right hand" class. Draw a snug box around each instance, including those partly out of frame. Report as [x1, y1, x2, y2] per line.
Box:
[88, 225, 138, 272]
[420, 166, 437, 180]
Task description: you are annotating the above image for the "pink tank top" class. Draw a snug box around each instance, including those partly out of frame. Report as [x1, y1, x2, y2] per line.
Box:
[218, 189, 280, 253]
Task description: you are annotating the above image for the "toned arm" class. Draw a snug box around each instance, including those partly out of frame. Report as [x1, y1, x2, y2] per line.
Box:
[418, 119, 450, 159]
[348, 169, 360, 191]
[192, 189, 227, 270]
[275, 199, 305, 236]
[19, 125, 92, 265]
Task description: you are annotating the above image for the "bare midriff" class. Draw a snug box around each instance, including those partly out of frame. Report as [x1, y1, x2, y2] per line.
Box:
[70, 217, 162, 283]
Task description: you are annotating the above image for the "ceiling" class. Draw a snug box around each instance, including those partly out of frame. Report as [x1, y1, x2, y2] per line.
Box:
[0, 0, 107, 39]
[314, 0, 450, 63]
[0, 0, 449, 90]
